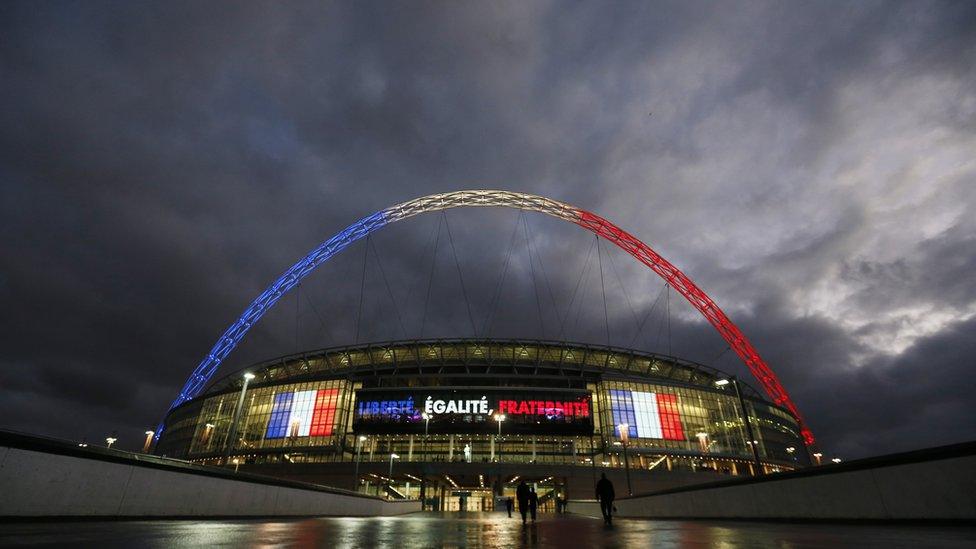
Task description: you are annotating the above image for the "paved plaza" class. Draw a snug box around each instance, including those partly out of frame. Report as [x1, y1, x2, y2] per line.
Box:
[2, 512, 975, 548]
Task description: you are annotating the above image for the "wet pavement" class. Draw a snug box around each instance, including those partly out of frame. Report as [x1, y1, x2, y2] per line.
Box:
[1, 512, 975, 548]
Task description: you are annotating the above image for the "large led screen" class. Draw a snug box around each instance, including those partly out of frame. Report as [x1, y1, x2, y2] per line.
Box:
[609, 389, 684, 440]
[265, 388, 339, 439]
[352, 388, 593, 435]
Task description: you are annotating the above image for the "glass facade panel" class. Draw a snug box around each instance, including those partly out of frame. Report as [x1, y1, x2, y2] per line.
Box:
[265, 392, 294, 439]
[310, 389, 339, 436]
[657, 393, 684, 440]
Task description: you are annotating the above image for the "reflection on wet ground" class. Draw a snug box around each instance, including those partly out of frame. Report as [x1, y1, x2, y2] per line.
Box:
[1, 512, 975, 548]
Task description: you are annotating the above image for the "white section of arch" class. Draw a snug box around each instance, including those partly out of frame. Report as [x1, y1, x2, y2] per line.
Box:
[383, 189, 579, 223]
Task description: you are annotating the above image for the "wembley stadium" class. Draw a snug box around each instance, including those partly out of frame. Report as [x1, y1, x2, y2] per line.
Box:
[152, 190, 815, 511]
[155, 338, 809, 511]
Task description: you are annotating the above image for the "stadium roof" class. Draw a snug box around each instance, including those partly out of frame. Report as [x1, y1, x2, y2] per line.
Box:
[203, 338, 766, 401]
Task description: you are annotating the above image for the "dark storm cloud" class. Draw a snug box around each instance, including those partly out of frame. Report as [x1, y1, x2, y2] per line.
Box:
[1, 0, 974, 458]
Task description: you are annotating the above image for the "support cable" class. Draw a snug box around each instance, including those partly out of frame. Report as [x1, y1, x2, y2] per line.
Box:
[300, 285, 334, 349]
[556, 235, 597, 342]
[402, 215, 442, 336]
[521, 215, 547, 339]
[711, 345, 732, 366]
[523, 217, 561, 329]
[605, 246, 641, 342]
[442, 211, 478, 338]
[419, 217, 444, 339]
[653, 284, 670, 353]
[368, 237, 407, 339]
[569, 244, 595, 342]
[597, 236, 611, 348]
[482, 210, 524, 338]
[354, 235, 370, 344]
[627, 282, 668, 349]
[295, 282, 301, 354]
[667, 283, 672, 357]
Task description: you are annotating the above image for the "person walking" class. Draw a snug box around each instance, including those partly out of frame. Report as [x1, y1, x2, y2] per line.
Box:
[528, 487, 538, 522]
[596, 473, 615, 525]
[516, 480, 530, 524]
[505, 497, 514, 518]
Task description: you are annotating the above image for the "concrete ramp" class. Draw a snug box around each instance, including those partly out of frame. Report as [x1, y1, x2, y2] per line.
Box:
[0, 430, 419, 518]
[570, 441, 976, 522]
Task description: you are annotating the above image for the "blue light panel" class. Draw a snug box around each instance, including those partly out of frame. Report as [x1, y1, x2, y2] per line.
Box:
[265, 391, 295, 439]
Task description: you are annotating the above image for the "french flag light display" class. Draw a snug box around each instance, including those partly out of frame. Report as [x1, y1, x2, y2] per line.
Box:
[265, 389, 339, 438]
[609, 389, 684, 440]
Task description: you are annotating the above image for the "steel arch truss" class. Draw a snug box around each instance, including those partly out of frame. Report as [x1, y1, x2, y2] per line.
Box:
[164, 190, 814, 445]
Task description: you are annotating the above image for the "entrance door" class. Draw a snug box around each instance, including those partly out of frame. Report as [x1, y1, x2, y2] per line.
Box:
[447, 490, 494, 511]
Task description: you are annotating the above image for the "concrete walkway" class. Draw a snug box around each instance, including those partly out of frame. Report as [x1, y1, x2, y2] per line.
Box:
[2, 512, 976, 548]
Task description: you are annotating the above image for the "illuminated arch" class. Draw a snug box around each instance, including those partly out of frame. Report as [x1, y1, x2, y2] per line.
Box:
[164, 190, 814, 444]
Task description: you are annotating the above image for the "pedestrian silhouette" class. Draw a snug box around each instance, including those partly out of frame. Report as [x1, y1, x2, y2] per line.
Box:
[505, 497, 514, 518]
[528, 487, 538, 522]
[596, 472, 615, 525]
[516, 480, 530, 524]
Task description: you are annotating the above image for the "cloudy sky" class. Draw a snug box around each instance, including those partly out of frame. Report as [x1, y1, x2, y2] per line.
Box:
[2, 1, 974, 459]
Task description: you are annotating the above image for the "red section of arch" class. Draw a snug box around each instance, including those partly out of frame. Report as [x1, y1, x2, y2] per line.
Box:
[574, 209, 814, 445]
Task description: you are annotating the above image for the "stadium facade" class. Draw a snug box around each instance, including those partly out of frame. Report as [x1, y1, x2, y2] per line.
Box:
[156, 339, 809, 510]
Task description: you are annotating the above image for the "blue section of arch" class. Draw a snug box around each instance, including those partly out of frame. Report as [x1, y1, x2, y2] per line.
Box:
[159, 209, 390, 436]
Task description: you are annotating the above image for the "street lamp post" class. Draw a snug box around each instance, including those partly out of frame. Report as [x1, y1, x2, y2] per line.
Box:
[617, 423, 632, 496]
[142, 431, 155, 454]
[223, 372, 255, 466]
[203, 423, 216, 450]
[589, 434, 598, 487]
[389, 452, 400, 477]
[812, 452, 823, 466]
[353, 435, 367, 491]
[422, 413, 431, 461]
[420, 413, 430, 510]
[494, 414, 506, 462]
[717, 377, 762, 475]
[105, 437, 117, 449]
[388, 452, 400, 497]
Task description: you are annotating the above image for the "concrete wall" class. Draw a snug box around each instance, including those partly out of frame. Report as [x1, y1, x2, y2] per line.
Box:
[568, 442, 976, 521]
[566, 499, 603, 519]
[0, 439, 419, 518]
